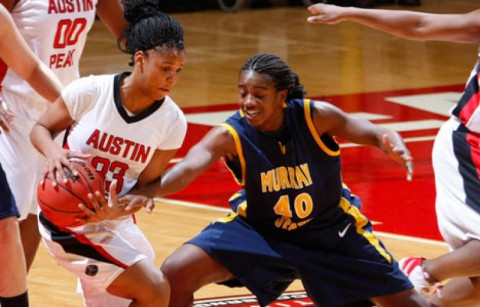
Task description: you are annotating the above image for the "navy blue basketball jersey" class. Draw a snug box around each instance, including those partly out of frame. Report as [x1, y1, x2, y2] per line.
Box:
[222, 99, 346, 231]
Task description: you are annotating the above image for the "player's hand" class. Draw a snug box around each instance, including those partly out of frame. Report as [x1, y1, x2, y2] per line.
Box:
[42, 151, 91, 186]
[381, 133, 414, 181]
[307, 4, 346, 25]
[0, 99, 14, 134]
[76, 180, 130, 223]
[121, 193, 155, 214]
[75, 191, 113, 224]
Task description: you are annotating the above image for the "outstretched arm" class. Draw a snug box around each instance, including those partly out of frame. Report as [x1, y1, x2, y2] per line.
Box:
[133, 125, 237, 198]
[307, 4, 480, 44]
[312, 101, 413, 179]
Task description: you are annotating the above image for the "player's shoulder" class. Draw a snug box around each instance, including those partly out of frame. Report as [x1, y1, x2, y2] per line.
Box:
[162, 96, 186, 116]
[68, 73, 114, 90]
[62, 74, 115, 107]
[83, 73, 116, 83]
[163, 95, 181, 110]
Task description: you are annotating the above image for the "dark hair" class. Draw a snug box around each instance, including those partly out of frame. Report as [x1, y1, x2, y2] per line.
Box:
[240, 53, 305, 99]
[118, 0, 185, 66]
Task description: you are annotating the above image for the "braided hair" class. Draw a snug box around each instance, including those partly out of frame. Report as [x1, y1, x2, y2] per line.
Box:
[241, 53, 306, 100]
[117, 0, 185, 66]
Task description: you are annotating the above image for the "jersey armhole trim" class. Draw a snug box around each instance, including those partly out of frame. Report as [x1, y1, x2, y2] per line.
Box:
[219, 123, 246, 186]
[303, 99, 340, 157]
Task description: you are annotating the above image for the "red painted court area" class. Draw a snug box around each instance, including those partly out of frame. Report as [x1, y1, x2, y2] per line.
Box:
[171, 85, 465, 241]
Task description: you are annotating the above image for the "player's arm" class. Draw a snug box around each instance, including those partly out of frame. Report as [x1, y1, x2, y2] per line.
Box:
[96, 0, 127, 40]
[134, 125, 237, 198]
[90, 148, 180, 218]
[311, 100, 413, 177]
[307, 4, 480, 44]
[0, 4, 62, 102]
[30, 98, 89, 184]
[137, 149, 179, 188]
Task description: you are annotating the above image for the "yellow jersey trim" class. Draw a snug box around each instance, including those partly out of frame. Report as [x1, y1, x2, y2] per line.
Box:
[304, 99, 340, 157]
[216, 211, 237, 223]
[339, 197, 392, 264]
[219, 123, 246, 186]
[228, 192, 248, 218]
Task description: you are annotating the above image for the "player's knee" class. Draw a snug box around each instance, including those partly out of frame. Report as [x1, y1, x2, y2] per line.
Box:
[439, 279, 480, 306]
[372, 289, 430, 307]
[150, 271, 170, 298]
[161, 245, 217, 298]
[161, 255, 198, 296]
[0, 217, 20, 245]
[130, 271, 170, 306]
[161, 258, 194, 307]
[161, 255, 184, 283]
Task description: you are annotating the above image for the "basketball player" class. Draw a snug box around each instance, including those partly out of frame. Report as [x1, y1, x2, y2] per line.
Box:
[30, 1, 186, 305]
[114, 53, 433, 306]
[0, 0, 126, 277]
[0, 3, 62, 306]
[307, 4, 480, 306]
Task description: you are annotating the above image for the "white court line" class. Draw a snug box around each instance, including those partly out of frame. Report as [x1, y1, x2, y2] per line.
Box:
[374, 231, 447, 247]
[340, 135, 436, 148]
[156, 197, 230, 213]
[169, 135, 438, 163]
[155, 197, 447, 247]
[170, 135, 437, 162]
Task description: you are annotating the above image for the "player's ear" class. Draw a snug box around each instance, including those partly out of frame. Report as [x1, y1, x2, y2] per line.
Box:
[278, 88, 288, 102]
[133, 50, 146, 70]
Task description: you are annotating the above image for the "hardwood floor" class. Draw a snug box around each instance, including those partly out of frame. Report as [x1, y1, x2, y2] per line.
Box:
[28, 0, 474, 304]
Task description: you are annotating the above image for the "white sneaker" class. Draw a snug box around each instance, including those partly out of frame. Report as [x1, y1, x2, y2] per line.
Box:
[399, 257, 440, 296]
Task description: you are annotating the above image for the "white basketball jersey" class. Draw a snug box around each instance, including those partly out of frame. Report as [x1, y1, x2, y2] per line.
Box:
[3, 0, 98, 102]
[63, 73, 188, 196]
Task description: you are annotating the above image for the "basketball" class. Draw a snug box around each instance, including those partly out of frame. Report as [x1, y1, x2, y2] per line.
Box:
[37, 159, 105, 228]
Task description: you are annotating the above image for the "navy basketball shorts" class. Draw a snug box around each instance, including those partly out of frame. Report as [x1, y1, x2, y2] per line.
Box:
[0, 164, 19, 219]
[188, 207, 412, 306]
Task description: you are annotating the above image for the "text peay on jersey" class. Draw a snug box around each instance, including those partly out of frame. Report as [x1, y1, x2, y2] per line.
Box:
[222, 98, 348, 233]
[5, 0, 98, 103]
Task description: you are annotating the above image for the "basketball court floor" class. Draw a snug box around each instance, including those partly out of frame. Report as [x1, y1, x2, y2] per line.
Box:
[27, 0, 478, 305]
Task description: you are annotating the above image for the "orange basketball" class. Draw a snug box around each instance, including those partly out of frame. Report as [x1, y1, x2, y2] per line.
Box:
[37, 159, 105, 228]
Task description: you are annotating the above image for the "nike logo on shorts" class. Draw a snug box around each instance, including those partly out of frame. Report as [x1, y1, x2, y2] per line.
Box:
[338, 222, 352, 238]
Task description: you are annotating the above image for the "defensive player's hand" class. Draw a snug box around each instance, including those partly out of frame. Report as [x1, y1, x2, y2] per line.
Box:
[76, 180, 134, 224]
[381, 133, 414, 181]
[121, 193, 155, 214]
[307, 4, 346, 25]
[0, 99, 14, 133]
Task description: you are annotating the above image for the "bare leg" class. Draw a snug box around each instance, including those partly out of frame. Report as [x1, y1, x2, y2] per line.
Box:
[371, 289, 435, 307]
[431, 277, 480, 307]
[161, 244, 234, 307]
[424, 240, 480, 281]
[106, 259, 170, 307]
[0, 217, 27, 297]
[420, 240, 480, 305]
[19, 214, 41, 272]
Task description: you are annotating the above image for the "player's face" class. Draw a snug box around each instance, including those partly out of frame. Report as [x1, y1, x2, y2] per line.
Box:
[140, 47, 185, 100]
[238, 70, 287, 132]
